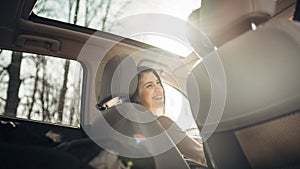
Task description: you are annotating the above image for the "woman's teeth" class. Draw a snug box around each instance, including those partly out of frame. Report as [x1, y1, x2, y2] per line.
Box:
[153, 96, 162, 100]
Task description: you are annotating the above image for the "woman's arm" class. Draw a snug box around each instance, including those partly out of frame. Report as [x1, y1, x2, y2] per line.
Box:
[157, 116, 207, 167]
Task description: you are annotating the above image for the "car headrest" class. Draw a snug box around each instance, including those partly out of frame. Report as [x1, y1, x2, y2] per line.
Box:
[187, 20, 300, 133]
[97, 55, 137, 110]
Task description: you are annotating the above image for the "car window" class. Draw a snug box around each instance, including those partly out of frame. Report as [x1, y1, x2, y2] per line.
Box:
[0, 50, 83, 127]
[163, 83, 200, 137]
[32, 0, 201, 57]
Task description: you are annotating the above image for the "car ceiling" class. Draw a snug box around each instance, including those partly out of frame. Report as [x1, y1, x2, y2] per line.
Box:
[0, 0, 299, 95]
[1, 0, 298, 54]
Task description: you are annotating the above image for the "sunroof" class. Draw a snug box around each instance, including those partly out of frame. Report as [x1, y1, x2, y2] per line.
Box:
[33, 0, 201, 57]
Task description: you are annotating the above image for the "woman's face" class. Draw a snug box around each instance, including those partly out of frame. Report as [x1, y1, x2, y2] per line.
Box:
[137, 71, 164, 115]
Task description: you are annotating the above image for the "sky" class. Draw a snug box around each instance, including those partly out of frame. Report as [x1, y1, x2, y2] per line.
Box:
[111, 0, 202, 57]
[119, 0, 201, 20]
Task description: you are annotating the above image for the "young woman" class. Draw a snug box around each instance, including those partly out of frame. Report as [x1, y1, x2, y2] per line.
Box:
[130, 66, 207, 167]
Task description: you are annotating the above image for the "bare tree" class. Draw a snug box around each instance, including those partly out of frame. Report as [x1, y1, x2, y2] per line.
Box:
[84, 0, 105, 27]
[0, 54, 8, 112]
[0, 62, 7, 103]
[57, 0, 80, 122]
[101, 0, 112, 31]
[83, 0, 132, 30]
[40, 57, 51, 121]
[101, 0, 132, 31]
[4, 51, 22, 117]
[57, 60, 70, 122]
[34, 0, 60, 18]
[27, 56, 43, 119]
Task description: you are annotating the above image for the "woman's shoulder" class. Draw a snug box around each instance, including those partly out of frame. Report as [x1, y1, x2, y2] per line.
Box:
[157, 115, 184, 132]
[157, 115, 174, 127]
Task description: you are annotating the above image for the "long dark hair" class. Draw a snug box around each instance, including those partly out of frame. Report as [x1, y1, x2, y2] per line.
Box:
[129, 66, 165, 104]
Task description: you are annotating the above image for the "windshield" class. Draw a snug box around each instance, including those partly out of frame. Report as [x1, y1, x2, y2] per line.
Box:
[33, 0, 201, 57]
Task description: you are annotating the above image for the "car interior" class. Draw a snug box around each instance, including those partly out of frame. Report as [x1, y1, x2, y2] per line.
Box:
[0, 0, 300, 169]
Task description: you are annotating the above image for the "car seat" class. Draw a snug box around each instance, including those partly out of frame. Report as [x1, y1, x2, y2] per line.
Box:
[187, 19, 300, 169]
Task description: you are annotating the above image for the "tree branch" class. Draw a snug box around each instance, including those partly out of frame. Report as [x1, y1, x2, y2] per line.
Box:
[0, 96, 5, 101]
[101, 0, 112, 31]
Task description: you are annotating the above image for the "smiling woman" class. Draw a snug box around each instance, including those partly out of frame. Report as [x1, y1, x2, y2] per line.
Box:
[1, 0, 300, 169]
[128, 66, 207, 166]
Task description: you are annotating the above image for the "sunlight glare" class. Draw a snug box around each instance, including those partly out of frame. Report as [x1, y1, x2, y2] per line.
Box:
[133, 34, 193, 57]
[251, 22, 257, 31]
